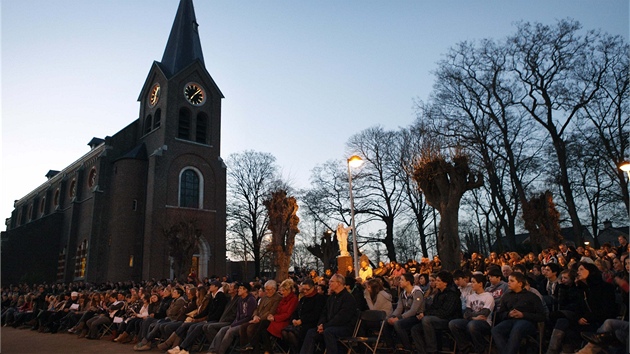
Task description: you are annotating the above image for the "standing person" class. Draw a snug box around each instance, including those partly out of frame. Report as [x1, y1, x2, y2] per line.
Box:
[491, 272, 546, 354]
[449, 274, 495, 354]
[299, 274, 358, 354]
[410, 271, 461, 354]
[384, 273, 424, 349]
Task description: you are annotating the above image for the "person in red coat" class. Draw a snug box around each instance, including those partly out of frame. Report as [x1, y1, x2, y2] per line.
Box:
[243, 279, 299, 353]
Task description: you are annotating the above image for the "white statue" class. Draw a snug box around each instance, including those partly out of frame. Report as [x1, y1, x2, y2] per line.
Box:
[336, 223, 351, 257]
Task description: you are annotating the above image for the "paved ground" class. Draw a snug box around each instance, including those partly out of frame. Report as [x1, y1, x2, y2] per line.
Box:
[0, 327, 153, 353]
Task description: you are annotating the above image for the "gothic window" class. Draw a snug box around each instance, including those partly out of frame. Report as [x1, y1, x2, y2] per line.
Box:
[53, 189, 60, 207]
[178, 108, 191, 140]
[153, 109, 162, 129]
[27, 204, 33, 221]
[74, 239, 88, 278]
[196, 113, 208, 144]
[69, 180, 77, 199]
[144, 115, 153, 134]
[87, 168, 97, 189]
[179, 168, 203, 208]
[39, 197, 46, 216]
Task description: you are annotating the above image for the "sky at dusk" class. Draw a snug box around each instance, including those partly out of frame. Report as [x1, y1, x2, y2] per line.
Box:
[1, 0, 628, 225]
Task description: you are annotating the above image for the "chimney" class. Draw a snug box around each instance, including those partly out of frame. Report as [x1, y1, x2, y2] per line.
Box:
[603, 219, 612, 229]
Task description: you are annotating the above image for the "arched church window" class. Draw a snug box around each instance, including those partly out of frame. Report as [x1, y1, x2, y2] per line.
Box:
[74, 239, 88, 278]
[87, 168, 97, 189]
[178, 108, 191, 140]
[53, 188, 60, 207]
[40, 197, 46, 216]
[179, 168, 203, 208]
[69, 180, 77, 199]
[153, 109, 162, 129]
[144, 115, 153, 134]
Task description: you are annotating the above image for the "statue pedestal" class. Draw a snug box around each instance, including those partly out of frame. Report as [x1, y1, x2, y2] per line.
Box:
[337, 255, 353, 275]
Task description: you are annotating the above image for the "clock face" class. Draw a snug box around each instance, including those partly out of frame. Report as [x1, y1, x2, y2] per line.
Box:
[149, 83, 160, 107]
[184, 83, 205, 106]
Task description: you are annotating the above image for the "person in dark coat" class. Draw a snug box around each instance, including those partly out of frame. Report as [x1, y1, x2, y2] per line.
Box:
[491, 272, 546, 354]
[299, 274, 358, 354]
[281, 279, 326, 354]
[410, 270, 461, 354]
[546, 262, 617, 354]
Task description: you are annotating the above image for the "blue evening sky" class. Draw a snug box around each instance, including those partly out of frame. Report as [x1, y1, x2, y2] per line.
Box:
[1, 0, 628, 223]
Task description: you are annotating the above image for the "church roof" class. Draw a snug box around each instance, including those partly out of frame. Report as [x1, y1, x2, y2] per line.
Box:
[160, 0, 205, 78]
[117, 143, 148, 161]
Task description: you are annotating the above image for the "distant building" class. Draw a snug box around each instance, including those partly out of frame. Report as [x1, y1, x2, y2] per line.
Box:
[493, 221, 629, 251]
[492, 226, 594, 252]
[1, 0, 227, 284]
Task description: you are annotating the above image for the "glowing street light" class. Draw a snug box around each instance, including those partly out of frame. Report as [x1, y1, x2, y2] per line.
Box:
[347, 155, 363, 278]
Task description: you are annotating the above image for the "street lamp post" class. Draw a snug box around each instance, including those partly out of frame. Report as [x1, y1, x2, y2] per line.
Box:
[347, 155, 363, 278]
[619, 161, 630, 237]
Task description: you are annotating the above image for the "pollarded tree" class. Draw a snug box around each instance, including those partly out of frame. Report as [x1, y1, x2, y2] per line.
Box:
[412, 143, 483, 271]
[522, 190, 562, 253]
[264, 189, 300, 282]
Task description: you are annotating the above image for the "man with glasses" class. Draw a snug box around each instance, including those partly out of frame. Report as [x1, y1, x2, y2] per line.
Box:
[239, 280, 281, 350]
[300, 274, 357, 354]
[282, 279, 326, 354]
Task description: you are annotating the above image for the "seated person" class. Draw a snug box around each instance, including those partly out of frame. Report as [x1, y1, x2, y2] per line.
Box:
[491, 272, 546, 354]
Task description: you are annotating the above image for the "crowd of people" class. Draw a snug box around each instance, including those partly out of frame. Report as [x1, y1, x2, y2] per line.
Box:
[2, 236, 629, 354]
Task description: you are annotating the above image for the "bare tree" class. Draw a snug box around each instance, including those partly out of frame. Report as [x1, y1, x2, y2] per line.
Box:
[226, 150, 281, 277]
[264, 189, 300, 282]
[412, 144, 483, 271]
[346, 126, 406, 262]
[399, 124, 437, 257]
[509, 19, 612, 245]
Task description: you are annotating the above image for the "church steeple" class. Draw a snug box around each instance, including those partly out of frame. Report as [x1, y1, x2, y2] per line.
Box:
[160, 0, 205, 78]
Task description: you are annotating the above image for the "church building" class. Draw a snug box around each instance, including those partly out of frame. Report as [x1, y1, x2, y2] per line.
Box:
[1, 0, 227, 284]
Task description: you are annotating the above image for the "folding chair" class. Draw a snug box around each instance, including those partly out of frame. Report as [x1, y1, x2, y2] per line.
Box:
[524, 322, 545, 354]
[617, 302, 627, 321]
[435, 328, 457, 354]
[338, 310, 386, 354]
[99, 320, 116, 339]
[270, 335, 290, 354]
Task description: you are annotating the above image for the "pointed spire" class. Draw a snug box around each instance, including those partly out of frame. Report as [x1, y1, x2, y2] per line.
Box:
[160, 0, 205, 77]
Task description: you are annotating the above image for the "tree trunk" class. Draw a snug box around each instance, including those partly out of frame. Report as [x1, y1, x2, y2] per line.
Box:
[437, 202, 462, 271]
[384, 218, 397, 262]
